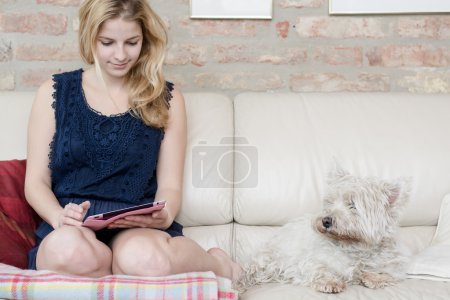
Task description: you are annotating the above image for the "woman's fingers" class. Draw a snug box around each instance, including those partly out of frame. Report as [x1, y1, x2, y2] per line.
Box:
[61, 216, 83, 227]
[80, 201, 91, 210]
[80, 201, 91, 219]
[59, 202, 91, 227]
[64, 204, 83, 220]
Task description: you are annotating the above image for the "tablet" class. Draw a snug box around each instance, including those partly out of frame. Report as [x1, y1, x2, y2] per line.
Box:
[82, 200, 166, 231]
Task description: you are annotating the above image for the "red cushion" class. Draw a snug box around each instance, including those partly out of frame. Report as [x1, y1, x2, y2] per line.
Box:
[0, 160, 41, 269]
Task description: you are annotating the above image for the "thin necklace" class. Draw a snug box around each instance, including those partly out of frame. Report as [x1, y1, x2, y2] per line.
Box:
[106, 90, 124, 114]
[95, 69, 127, 114]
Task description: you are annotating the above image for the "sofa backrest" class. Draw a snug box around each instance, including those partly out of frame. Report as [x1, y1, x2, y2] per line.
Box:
[178, 93, 234, 226]
[232, 92, 450, 262]
[233, 92, 450, 227]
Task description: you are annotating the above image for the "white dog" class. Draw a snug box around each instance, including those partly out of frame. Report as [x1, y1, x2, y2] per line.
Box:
[237, 166, 410, 293]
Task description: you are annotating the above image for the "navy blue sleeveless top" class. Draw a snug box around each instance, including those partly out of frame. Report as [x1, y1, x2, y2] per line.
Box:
[28, 70, 183, 269]
[49, 69, 167, 209]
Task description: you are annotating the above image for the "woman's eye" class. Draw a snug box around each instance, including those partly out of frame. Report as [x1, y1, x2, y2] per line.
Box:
[100, 41, 113, 46]
[127, 41, 138, 46]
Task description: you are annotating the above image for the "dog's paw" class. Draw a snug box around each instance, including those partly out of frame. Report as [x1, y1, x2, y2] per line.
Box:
[311, 279, 346, 294]
[360, 272, 398, 289]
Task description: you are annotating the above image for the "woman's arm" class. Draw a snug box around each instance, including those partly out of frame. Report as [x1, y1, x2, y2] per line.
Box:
[24, 79, 89, 229]
[153, 88, 187, 225]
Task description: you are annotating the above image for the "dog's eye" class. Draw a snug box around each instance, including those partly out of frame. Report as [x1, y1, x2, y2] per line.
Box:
[348, 200, 356, 210]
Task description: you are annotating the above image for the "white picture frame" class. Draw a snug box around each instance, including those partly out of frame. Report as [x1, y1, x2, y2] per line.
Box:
[190, 0, 273, 19]
[329, 0, 450, 15]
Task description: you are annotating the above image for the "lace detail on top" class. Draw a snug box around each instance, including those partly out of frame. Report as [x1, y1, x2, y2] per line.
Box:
[48, 69, 174, 205]
[80, 87, 131, 118]
[165, 81, 174, 107]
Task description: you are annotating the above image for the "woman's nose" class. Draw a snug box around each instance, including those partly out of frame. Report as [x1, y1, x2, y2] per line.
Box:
[114, 45, 126, 61]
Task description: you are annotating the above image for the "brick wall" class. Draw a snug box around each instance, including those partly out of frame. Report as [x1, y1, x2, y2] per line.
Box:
[1, 0, 450, 95]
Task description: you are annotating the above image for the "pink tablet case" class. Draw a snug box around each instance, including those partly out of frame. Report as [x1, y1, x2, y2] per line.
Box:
[82, 201, 166, 231]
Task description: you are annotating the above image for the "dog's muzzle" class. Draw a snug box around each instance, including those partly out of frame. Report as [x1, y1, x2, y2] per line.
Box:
[322, 216, 333, 229]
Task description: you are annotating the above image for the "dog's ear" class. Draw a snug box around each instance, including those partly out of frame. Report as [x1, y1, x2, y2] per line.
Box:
[386, 184, 401, 205]
[385, 178, 411, 213]
[327, 159, 350, 184]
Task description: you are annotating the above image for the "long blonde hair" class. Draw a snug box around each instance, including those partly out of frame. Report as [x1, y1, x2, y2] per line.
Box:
[78, 0, 169, 128]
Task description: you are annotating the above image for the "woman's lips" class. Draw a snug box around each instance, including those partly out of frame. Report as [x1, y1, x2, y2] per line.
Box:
[111, 62, 128, 69]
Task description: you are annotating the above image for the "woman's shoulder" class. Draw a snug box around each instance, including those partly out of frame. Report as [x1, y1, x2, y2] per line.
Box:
[35, 78, 54, 100]
[35, 69, 82, 104]
[165, 81, 184, 108]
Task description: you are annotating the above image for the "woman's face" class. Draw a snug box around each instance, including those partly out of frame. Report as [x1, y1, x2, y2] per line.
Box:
[95, 17, 143, 80]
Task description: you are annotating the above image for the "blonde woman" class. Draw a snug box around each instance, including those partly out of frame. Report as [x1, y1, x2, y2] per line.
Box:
[25, 0, 241, 281]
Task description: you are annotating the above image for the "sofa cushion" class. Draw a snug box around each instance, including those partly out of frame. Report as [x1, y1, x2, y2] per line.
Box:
[0, 263, 237, 300]
[0, 160, 40, 269]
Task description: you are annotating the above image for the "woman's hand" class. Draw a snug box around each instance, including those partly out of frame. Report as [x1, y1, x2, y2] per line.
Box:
[107, 207, 172, 230]
[57, 201, 91, 228]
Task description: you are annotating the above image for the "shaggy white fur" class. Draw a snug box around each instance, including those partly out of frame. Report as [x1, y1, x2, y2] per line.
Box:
[237, 166, 410, 294]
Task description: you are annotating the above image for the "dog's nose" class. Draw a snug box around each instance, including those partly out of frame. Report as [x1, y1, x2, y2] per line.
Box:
[322, 216, 333, 228]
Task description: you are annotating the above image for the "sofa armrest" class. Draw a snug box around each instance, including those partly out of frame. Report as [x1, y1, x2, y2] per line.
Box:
[407, 195, 450, 281]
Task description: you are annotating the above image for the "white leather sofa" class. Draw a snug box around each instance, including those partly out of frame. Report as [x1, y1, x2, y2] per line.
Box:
[1, 91, 450, 299]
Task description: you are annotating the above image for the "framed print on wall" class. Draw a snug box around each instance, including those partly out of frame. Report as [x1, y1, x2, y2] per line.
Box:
[190, 0, 273, 19]
[329, 0, 450, 15]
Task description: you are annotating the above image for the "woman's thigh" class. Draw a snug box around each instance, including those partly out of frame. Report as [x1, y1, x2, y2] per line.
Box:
[37, 225, 112, 277]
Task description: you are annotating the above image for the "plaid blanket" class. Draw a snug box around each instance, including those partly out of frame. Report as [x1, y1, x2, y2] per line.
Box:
[0, 263, 237, 300]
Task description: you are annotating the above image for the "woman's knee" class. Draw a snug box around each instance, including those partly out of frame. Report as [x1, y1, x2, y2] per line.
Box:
[37, 226, 111, 275]
[112, 230, 172, 276]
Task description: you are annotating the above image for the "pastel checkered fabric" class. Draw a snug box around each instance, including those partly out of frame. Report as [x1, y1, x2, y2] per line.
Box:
[0, 263, 237, 300]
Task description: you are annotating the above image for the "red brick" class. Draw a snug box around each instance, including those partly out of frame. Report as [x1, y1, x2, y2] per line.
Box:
[16, 42, 79, 61]
[398, 72, 450, 93]
[295, 17, 386, 38]
[214, 45, 251, 63]
[180, 18, 270, 37]
[195, 72, 283, 91]
[397, 16, 450, 39]
[352, 73, 390, 92]
[367, 45, 450, 67]
[312, 46, 363, 66]
[290, 72, 389, 92]
[276, 21, 290, 39]
[279, 0, 324, 8]
[257, 48, 307, 64]
[36, 0, 81, 5]
[165, 44, 208, 66]
[213, 45, 307, 65]
[0, 12, 67, 35]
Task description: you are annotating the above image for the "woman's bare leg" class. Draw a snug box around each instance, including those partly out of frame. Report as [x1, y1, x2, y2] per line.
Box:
[36, 226, 112, 277]
[111, 228, 242, 281]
